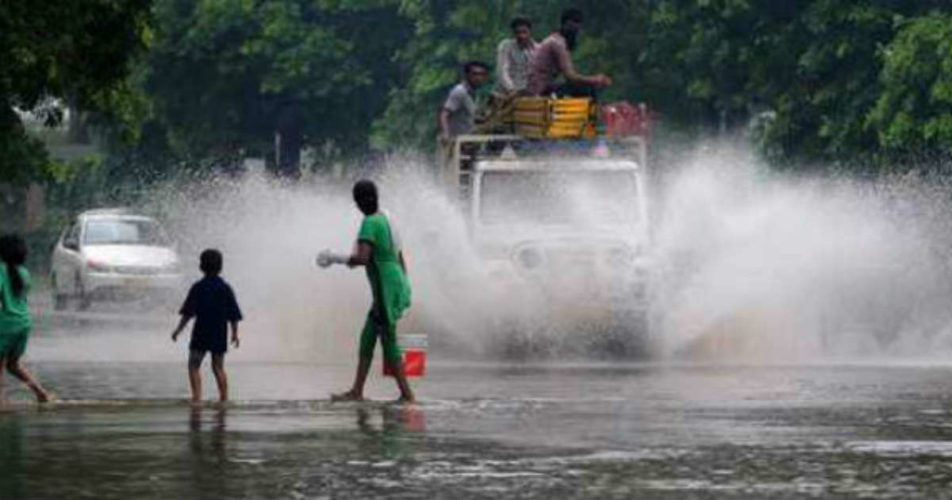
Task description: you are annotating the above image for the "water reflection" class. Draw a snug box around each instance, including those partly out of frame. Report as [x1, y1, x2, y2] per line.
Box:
[353, 405, 426, 461]
[0, 414, 26, 499]
[186, 405, 229, 497]
[188, 405, 228, 454]
[355, 405, 426, 435]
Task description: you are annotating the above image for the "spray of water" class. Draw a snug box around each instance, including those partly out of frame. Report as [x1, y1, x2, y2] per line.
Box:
[652, 144, 952, 362]
[34, 143, 952, 365]
[141, 161, 512, 363]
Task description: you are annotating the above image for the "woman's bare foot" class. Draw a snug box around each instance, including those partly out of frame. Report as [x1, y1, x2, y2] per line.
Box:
[397, 394, 416, 404]
[331, 390, 363, 402]
[35, 390, 53, 403]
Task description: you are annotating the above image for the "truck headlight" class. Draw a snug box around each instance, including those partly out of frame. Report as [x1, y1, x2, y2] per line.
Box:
[605, 247, 635, 267]
[515, 247, 544, 270]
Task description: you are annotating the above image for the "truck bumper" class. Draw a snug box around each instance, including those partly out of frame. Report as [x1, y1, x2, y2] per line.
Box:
[85, 272, 184, 300]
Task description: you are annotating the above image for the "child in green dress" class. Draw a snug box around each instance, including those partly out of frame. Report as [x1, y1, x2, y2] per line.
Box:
[0, 234, 52, 406]
[318, 180, 415, 402]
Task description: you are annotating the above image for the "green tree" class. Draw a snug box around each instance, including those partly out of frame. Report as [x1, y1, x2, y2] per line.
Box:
[0, 0, 152, 183]
[80, 0, 952, 175]
[122, 0, 411, 176]
[628, 1, 952, 168]
[868, 11, 952, 161]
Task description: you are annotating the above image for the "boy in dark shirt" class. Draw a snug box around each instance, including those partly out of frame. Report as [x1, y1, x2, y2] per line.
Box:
[172, 249, 243, 403]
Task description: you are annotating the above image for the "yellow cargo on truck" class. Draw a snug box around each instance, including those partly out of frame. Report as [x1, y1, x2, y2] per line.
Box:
[512, 97, 597, 139]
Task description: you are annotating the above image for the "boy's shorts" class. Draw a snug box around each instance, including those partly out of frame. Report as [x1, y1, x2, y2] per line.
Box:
[0, 329, 29, 361]
[359, 309, 402, 366]
[188, 349, 224, 368]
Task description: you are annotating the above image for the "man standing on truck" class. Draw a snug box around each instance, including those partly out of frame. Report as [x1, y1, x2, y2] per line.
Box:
[439, 60, 490, 141]
[495, 17, 537, 96]
[527, 8, 612, 98]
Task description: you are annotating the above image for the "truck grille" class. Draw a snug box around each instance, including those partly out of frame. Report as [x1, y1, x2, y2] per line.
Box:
[512, 242, 645, 304]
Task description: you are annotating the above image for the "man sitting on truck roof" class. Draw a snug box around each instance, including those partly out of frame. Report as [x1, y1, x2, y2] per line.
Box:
[495, 17, 537, 96]
[527, 8, 612, 98]
[439, 60, 490, 141]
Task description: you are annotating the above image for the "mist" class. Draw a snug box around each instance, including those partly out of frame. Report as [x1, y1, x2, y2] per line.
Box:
[33, 143, 952, 365]
[653, 144, 952, 362]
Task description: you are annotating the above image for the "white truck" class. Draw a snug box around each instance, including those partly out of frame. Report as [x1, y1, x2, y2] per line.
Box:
[439, 133, 654, 357]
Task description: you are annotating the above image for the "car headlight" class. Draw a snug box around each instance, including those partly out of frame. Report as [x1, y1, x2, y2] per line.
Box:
[86, 259, 113, 273]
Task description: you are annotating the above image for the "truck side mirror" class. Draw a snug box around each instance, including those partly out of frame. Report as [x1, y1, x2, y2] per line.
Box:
[64, 237, 79, 251]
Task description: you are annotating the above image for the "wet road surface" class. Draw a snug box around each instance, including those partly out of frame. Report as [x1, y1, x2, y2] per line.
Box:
[5, 353, 952, 498]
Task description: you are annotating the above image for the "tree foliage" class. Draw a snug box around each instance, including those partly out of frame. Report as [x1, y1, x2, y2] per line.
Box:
[369, 0, 952, 168]
[869, 11, 952, 160]
[5, 0, 952, 180]
[601, 0, 952, 166]
[0, 0, 151, 183]
[124, 0, 410, 174]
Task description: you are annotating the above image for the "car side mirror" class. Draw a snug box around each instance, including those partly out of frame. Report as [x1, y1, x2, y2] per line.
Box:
[64, 237, 79, 251]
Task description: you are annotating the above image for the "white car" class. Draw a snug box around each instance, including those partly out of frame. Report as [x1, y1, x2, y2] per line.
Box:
[50, 209, 184, 310]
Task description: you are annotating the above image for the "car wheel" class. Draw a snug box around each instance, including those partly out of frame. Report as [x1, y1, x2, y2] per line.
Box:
[51, 274, 68, 311]
[76, 275, 92, 311]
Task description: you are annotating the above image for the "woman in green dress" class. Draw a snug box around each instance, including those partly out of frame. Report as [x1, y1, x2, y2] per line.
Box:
[0, 234, 52, 406]
[318, 180, 415, 402]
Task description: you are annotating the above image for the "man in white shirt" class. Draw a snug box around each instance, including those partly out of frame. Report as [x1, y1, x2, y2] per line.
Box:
[495, 17, 537, 95]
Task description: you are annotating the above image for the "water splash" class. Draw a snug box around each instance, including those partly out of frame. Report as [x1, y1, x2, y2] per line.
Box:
[652, 144, 952, 361]
[34, 145, 952, 364]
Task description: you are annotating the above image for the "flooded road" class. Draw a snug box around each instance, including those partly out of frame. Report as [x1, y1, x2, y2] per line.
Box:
[5, 320, 952, 499]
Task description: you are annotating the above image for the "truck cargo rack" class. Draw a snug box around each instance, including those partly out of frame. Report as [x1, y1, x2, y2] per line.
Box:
[439, 134, 648, 198]
[438, 134, 522, 202]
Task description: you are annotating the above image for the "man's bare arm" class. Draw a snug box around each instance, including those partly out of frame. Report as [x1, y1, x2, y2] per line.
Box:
[347, 241, 373, 268]
[557, 44, 611, 88]
[497, 41, 515, 92]
[439, 109, 453, 139]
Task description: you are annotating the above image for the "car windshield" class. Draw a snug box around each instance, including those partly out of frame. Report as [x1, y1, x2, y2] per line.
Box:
[83, 219, 170, 246]
[479, 170, 639, 226]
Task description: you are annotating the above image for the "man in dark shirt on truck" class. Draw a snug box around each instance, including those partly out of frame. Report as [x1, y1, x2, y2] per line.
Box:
[527, 8, 612, 97]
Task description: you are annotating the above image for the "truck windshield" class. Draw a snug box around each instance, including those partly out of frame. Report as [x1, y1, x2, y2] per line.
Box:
[479, 170, 638, 226]
[84, 219, 170, 246]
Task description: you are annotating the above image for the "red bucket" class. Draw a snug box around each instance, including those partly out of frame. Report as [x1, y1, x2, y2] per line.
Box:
[383, 334, 427, 378]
